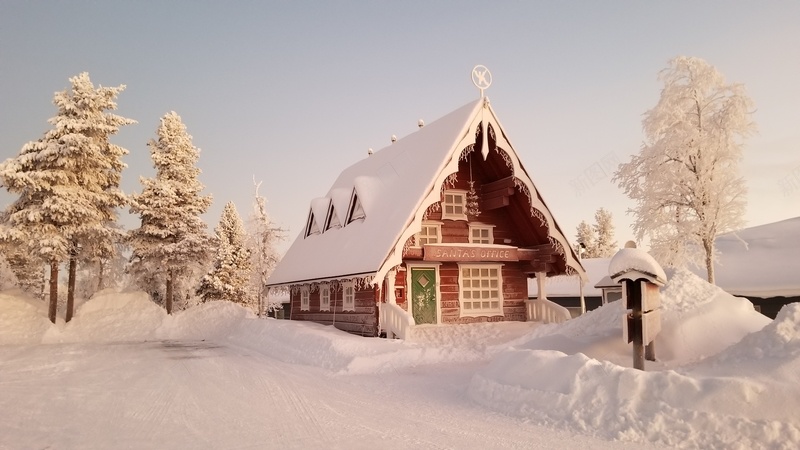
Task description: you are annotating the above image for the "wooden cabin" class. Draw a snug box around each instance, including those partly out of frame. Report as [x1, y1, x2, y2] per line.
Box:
[266, 96, 586, 337]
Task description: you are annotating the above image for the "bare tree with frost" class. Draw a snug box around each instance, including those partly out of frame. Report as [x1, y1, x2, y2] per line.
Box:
[247, 179, 285, 316]
[614, 56, 755, 283]
[198, 202, 252, 306]
[128, 112, 212, 314]
[0, 73, 134, 322]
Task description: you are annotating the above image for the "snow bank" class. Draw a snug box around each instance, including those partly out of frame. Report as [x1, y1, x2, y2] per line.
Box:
[2, 276, 799, 448]
[468, 269, 797, 448]
[46, 290, 166, 344]
[0, 290, 52, 345]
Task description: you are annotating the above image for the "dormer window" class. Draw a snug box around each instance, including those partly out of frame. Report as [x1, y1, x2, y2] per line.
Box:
[305, 211, 321, 237]
[348, 192, 366, 223]
[325, 204, 341, 231]
[442, 190, 467, 220]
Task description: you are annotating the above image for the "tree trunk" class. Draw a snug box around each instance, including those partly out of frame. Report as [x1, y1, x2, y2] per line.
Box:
[166, 268, 174, 315]
[97, 260, 105, 292]
[48, 260, 58, 324]
[704, 239, 715, 284]
[66, 254, 77, 323]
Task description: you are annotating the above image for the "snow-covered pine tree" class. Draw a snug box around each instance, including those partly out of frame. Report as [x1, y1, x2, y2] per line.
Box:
[51, 73, 134, 321]
[128, 112, 213, 314]
[197, 202, 252, 306]
[575, 220, 597, 258]
[0, 239, 43, 297]
[246, 179, 286, 316]
[614, 56, 755, 283]
[593, 208, 617, 258]
[0, 73, 134, 322]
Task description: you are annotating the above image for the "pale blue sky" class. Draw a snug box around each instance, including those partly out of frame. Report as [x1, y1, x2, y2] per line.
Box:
[2, 1, 798, 253]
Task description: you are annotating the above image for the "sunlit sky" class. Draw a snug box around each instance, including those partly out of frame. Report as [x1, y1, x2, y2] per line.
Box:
[2, 1, 798, 254]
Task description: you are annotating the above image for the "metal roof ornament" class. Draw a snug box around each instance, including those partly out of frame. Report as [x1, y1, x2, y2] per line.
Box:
[471, 65, 492, 97]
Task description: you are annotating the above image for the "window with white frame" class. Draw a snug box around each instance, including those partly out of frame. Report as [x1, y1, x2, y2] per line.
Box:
[442, 190, 467, 220]
[459, 264, 503, 316]
[415, 222, 441, 247]
[469, 224, 494, 244]
[320, 283, 331, 311]
[343, 281, 355, 311]
[300, 286, 310, 311]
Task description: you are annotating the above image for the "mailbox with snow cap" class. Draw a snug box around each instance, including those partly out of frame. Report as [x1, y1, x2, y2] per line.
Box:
[609, 243, 667, 371]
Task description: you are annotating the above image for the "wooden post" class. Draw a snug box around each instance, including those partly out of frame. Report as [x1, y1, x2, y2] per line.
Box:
[632, 313, 645, 370]
[645, 341, 656, 361]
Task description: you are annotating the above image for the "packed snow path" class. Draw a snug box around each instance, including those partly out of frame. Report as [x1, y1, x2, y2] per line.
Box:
[0, 340, 648, 449]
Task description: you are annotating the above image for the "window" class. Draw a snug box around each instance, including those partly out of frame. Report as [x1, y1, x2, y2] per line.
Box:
[442, 190, 467, 220]
[300, 286, 310, 311]
[325, 204, 341, 231]
[305, 211, 321, 237]
[320, 283, 331, 311]
[459, 264, 503, 316]
[469, 225, 494, 244]
[343, 281, 355, 311]
[348, 192, 365, 223]
[415, 222, 441, 247]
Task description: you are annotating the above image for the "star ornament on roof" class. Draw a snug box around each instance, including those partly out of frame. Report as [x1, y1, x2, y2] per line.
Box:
[471, 65, 492, 97]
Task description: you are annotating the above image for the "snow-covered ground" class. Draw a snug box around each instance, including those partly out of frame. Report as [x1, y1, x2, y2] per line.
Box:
[2, 269, 798, 449]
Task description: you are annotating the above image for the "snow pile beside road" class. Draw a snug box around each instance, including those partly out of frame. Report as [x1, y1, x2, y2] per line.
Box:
[0, 290, 52, 345]
[46, 290, 166, 344]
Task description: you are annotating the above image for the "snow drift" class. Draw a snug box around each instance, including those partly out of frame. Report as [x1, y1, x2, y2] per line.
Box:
[2, 268, 799, 448]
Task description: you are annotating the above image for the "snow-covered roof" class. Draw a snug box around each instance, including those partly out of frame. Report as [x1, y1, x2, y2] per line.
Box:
[528, 258, 611, 297]
[529, 216, 800, 298]
[713, 216, 800, 297]
[267, 98, 585, 287]
[609, 248, 668, 286]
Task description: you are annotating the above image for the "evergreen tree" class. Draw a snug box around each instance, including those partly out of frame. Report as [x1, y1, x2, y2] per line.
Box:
[614, 57, 754, 283]
[198, 202, 252, 305]
[593, 208, 617, 258]
[128, 112, 212, 314]
[246, 179, 285, 316]
[0, 73, 134, 322]
[0, 240, 43, 297]
[575, 220, 597, 258]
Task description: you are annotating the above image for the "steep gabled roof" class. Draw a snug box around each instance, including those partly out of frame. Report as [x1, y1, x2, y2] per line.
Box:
[268, 98, 585, 287]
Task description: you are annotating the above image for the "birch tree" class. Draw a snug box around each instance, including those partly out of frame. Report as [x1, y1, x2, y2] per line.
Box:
[247, 179, 285, 316]
[614, 56, 755, 283]
[128, 112, 212, 313]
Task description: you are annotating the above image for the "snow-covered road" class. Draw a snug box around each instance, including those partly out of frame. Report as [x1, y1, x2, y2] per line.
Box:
[0, 340, 648, 449]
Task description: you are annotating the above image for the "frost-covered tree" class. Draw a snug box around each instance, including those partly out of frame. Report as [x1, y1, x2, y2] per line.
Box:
[0, 73, 134, 322]
[197, 202, 252, 305]
[128, 112, 213, 314]
[593, 208, 617, 258]
[576, 208, 617, 258]
[246, 179, 286, 316]
[0, 238, 43, 296]
[0, 252, 20, 291]
[575, 220, 597, 258]
[614, 56, 755, 283]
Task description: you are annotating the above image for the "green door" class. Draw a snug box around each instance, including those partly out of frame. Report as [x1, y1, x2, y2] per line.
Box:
[411, 268, 437, 324]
